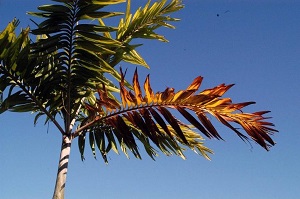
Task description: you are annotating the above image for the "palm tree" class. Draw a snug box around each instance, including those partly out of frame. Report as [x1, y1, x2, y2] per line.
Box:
[0, 0, 277, 198]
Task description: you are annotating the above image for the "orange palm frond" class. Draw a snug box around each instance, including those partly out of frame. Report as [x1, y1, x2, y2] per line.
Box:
[125, 69, 276, 148]
[79, 69, 277, 162]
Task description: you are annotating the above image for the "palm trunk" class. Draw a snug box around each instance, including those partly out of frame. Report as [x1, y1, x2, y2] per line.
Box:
[52, 136, 72, 199]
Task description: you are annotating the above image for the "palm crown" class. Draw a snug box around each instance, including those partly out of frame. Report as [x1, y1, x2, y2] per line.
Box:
[0, 0, 277, 198]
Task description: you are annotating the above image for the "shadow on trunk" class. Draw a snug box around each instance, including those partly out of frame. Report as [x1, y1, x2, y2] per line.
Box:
[53, 137, 72, 199]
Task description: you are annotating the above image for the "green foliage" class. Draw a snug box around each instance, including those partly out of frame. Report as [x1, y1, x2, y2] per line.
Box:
[0, 19, 37, 114]
[113, 0, 184, 68]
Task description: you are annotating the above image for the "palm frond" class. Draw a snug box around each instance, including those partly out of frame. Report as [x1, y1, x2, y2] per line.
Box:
[76, 69, 277, 162]
[0, 19, 66, 133]
[0, 19, 36, 114]
[107, 0, 184, 68]
[117, 0, 183, 43]
[27, 0, 126, 127]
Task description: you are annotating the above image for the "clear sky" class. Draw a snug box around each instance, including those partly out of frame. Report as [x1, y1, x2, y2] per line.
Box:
[1, 0, 300, 199]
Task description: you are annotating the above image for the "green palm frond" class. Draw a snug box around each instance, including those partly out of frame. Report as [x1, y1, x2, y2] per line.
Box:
[117, 0, 183, 43]
[0, 19, 65, 133]
[0, 19, 36, 114]
[27, 0, 127, 125]
[107, 0, 184, 68]
[75, 69, 277, 163]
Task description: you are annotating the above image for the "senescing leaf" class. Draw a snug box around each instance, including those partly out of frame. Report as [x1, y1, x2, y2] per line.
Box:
[78, 69, 277, 162]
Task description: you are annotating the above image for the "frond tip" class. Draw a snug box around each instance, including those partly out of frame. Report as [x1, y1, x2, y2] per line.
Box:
[81, 69, 277, 162]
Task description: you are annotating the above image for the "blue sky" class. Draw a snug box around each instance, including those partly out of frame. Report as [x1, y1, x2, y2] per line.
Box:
[1, 0, 300, 199]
